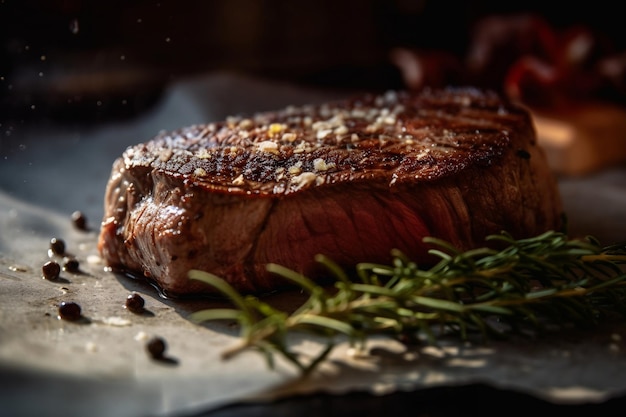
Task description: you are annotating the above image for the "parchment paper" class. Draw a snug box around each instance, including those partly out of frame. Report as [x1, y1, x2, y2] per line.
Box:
[1, 73, 626, 417]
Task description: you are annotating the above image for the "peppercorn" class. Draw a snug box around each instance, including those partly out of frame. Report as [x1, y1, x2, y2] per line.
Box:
[58, 301, 81, 321]
[71, 210, 88, 230]
[63, 257, 80, 272]
[49, 238, 66, 255]
[42, 260, 61, 280]
[125, 293, 145, 313]
[146, 336, 167, 359]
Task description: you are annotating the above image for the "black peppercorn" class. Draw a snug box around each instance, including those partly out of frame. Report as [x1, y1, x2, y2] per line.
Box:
[42, 260, 61, 280]
[146, 336, 167, 359]
[125, 293, 145, 313]
[58, 301, 81, 321]
[71, 211, 88, 230]
[63, 257, 80, 272]
[49, 238, 66, 255]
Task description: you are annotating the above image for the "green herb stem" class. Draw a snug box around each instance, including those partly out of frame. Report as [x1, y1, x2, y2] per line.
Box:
[189, 230, 626, 373]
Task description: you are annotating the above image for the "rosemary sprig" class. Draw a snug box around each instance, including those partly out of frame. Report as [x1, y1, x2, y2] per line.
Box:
[188, 230, 626, 374]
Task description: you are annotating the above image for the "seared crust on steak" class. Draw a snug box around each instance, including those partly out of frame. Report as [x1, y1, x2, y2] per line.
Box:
[98, 87, 563, 296]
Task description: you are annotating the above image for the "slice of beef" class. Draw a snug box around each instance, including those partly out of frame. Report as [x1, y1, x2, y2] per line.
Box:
[98, 87, 563, 296]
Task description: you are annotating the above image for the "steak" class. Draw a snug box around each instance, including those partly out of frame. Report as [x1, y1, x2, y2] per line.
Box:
[98, 87, 563, 296]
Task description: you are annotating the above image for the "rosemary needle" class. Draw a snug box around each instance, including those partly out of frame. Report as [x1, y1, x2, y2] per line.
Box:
[188, 230, 626, 374]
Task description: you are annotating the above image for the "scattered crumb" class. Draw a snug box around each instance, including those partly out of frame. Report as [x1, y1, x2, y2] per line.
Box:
[135, 331, 149, 342]
[97, 316, 132, 327]
[8, 264, 29, 272]
[87, 254, 103, 264]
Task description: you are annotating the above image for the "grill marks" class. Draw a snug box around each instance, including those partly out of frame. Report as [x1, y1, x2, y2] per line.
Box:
[125, 88, 524, 195]
[98, 87, 563, 296]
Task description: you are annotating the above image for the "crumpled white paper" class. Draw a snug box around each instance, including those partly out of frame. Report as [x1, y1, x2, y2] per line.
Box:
[1, 73, 626, 417]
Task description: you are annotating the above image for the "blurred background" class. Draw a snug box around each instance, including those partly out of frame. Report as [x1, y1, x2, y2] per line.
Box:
[1, 0, 625, 128]
[1, 4, 626, 416]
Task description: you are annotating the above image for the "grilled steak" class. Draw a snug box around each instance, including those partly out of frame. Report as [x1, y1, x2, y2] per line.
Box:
[98, 87, 563, 296]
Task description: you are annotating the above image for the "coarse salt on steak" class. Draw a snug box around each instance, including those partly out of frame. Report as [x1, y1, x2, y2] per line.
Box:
[98, 87, 563, 296]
